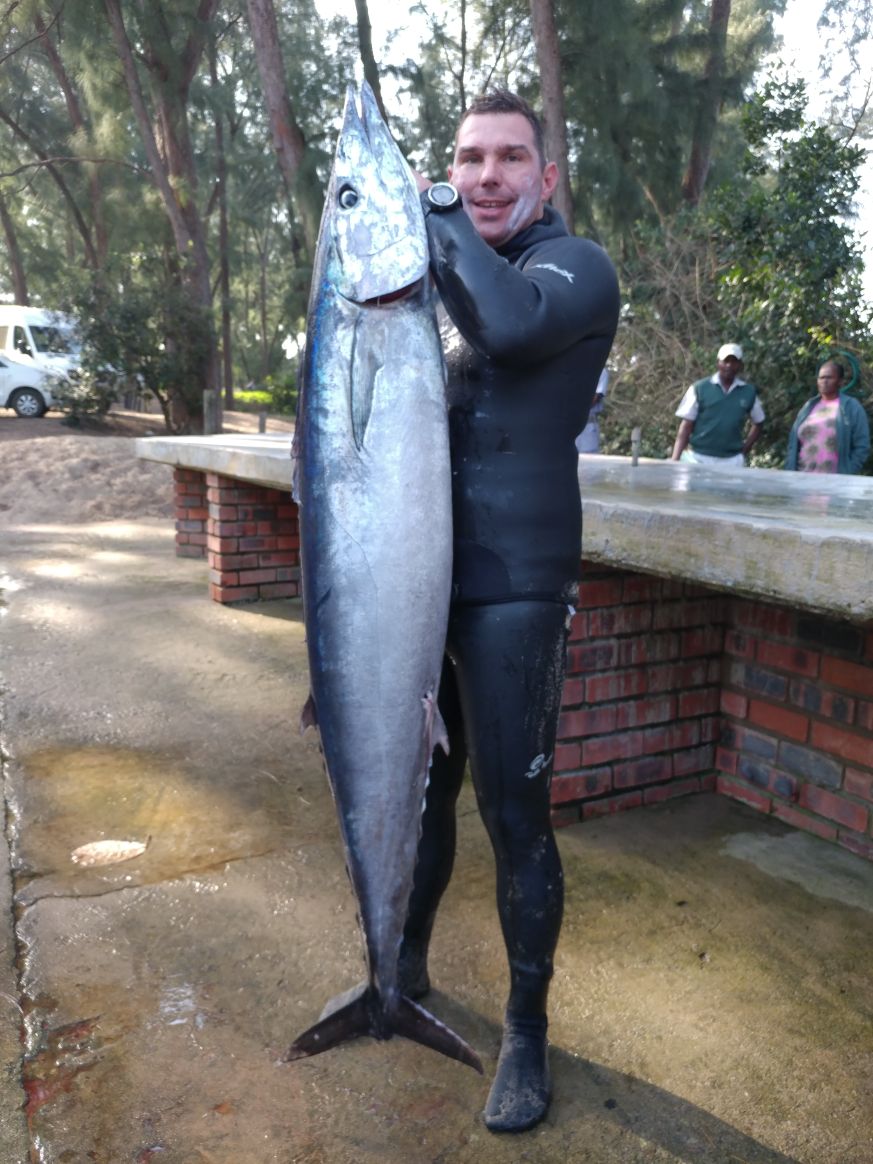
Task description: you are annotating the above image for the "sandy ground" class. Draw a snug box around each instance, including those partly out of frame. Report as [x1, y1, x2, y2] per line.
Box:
[0, 407, 294, 526]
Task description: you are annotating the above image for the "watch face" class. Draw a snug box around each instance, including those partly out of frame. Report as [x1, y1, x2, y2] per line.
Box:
[429, 183, 458, 208]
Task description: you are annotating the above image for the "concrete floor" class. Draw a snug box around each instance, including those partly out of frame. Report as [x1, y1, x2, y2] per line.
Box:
[1, 514, 872, 1164]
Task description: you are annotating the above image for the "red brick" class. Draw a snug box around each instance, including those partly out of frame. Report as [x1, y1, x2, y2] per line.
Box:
[616, 695, 676, 730]
[176, 543, 206, 560]
[209, 569, 238, 587]
[257, 551, 298, 568]
[716, 774, 772, 814]
[788, 680, 856, 724]
[700, 772, 718, 792]
[581, 733, 636, 766]
[680, 626, 725, 658]
[567, 641, 619, 673]
[673, 744, 716, 777]
[772, 803, 838, 842]
[613, 754, 672, 789]
[554, 743, 581, 772]
[558, 706, 618, 739]
[648, 660, 708, 694]
[239, 536, 278, 552]
[747, 700, 809, 743]
[551, 768, 612, 804]
[622, 576, 661, 602]
[810, 722, 871, 770]
[208, 553, 259, 571]
[653, 599, 722, 631]
[724, 630, 756, 659]
[756, 641, 820, 678]
[578, 578, 625, 606]
[799, 785, 869, 833]
[715, 746, 738, 775]
[678, 687, 720, 718]
[700, 716, 721, 744]
[618, 633, 680, 667]
[568, 612, 588, 641]
[209, 584, 260, 603]
[581, 791, 644, 819]
[858, 701, 873, 732]
[585, 670, 647, 704]
[239, 568, 278, 585]
[844, 768, 873, 804]
[588, 605, 653, 637]
[174, 468, 204, 483]
[731, 601, 794, 638]
[259, 582, 299, 599]
[820, 656, 873, 700]
[644, 777, 702, 804]
[560, 678, 586, 706]
[276, 535, 301, 551]
[720, 690, 749, 719]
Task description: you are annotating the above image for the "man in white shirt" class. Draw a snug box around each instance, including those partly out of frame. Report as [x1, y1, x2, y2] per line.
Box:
[671, 343, 764, 465]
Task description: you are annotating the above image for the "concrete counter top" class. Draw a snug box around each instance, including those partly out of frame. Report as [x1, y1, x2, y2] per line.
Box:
[136, 435, 873, 623]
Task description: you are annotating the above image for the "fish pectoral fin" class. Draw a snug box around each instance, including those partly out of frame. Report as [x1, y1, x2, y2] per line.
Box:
[394, 996, 483, 1074]
[300, 693, 318, 734]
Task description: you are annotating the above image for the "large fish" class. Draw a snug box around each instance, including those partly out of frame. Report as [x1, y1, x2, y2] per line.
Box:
[288, 83, 481, 1074]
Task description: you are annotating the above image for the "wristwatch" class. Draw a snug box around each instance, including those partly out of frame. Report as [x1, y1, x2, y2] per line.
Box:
[425, 182, 461, 211]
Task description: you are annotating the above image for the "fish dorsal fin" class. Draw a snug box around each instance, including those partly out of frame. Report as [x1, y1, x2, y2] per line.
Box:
[300, 693, 318, 734]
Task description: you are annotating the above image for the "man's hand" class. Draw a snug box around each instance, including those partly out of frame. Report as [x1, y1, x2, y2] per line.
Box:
[411, 168, 432, 193]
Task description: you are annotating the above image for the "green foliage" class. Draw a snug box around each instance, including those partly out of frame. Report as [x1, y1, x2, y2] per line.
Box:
[63, 279, 214, 434]
[608, 76, 873, 467]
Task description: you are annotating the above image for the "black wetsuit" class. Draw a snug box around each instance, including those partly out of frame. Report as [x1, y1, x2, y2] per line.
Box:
[402, 200, 620, 1040]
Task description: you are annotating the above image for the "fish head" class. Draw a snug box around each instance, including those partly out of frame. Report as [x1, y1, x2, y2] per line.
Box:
[324, 83, 428, 306]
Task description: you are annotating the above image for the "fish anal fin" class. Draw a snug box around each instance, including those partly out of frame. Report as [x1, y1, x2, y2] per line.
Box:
[300, 694, 318, 735]
[422, 689, 450, 757]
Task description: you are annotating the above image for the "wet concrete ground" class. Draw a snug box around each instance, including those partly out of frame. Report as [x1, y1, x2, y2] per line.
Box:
[1, 513, 872, 1163]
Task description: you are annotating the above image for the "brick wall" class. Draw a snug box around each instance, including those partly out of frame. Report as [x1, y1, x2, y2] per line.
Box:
[717, 601, 873, 862]
[552, 562, 722, 825]
[552, 561, 873, 864]
[173, 468, 208, 559]
[205, 473, 300, 603]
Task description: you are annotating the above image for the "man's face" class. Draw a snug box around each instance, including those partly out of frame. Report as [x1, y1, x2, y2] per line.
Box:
[448, 112, 558, 248]
[717, 355, 740, 385]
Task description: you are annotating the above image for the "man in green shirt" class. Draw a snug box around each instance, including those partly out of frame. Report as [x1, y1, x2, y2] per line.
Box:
[671, 343, 764, 465]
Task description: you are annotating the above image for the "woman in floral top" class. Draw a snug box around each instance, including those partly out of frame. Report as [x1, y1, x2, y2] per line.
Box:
[785, 360, 871, 474]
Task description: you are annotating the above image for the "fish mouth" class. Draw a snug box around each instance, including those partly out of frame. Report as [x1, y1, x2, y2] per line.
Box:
[360, 278, 424, 308]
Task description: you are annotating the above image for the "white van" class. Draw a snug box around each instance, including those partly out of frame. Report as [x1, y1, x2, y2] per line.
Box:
[0, 305, 80, 417]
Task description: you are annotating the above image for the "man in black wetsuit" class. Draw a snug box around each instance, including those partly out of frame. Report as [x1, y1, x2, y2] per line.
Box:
[403, 90, 620, 1132]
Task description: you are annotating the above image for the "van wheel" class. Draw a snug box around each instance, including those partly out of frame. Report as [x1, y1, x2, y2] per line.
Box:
[10, 388, 47, 418]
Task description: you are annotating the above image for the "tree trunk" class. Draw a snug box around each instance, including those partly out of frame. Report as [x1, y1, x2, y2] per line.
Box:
[103, 0, 220, 428]
[681, 0, 732, 205]
[353, 0, 388, 121]
[210, 39, 234, 409]
[0, 192, 29, 303]
[529, 0, 575, 232]
[34, 13, 109, 269]
[245, 0, 318, 250]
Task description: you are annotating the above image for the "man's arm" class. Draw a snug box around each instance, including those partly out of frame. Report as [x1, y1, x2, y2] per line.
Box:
[420, 199, 619, 364]
[742, 422, 763, 456]
[671, 419, 695, 461]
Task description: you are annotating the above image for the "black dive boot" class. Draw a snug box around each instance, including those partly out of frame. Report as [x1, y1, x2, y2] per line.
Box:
[483, 1012, 550, 1132]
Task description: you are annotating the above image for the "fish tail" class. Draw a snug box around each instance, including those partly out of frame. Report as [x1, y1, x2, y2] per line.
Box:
[285, 989, 483, 1074]
[394, 995, 483, 1074]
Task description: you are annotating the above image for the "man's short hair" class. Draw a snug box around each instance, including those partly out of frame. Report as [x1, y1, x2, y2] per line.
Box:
[457, 89, 547, 169]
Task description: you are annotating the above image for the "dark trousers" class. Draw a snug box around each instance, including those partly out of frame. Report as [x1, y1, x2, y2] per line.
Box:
[403, 600, 569, 1019]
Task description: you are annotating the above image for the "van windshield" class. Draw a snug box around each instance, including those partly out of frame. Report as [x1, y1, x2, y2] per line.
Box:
[30, 325, 76, 355]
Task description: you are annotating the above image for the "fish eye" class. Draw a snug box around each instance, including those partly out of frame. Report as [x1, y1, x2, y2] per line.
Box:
[338, 185, 359, 210]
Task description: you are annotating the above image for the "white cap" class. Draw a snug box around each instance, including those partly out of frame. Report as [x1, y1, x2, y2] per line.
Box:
[717, 343, 743, 361]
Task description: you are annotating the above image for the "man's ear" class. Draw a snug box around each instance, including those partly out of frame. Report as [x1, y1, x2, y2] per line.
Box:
[541, 161, 559, 201]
